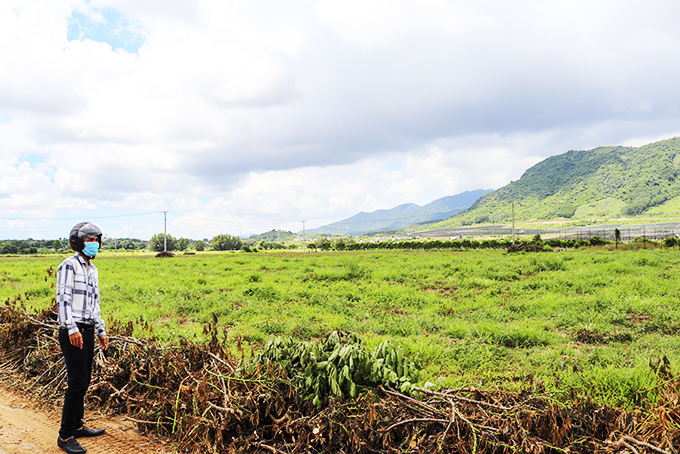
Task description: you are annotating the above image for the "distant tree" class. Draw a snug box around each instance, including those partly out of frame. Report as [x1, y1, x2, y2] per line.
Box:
[614, 228, 621, 249]
[177, 237, 191, 251]
[149, 233, 177, 252]
[0, 242, 19, 254]
[120, 239, 137, 250]
[258, 240, 285, 250]
[532, 234, 542, 243]
[211, 234, 242, 251]
[50, 239, 65, 250]
[317, 238, 332, 251]
[195, 240, 206, 251]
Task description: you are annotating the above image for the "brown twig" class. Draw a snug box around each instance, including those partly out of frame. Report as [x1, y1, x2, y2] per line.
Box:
[110, 383, 128, 399]
[208, 352, 235, 372]
[380, 386, 444, 415]
[439, 398, 456, 449]
[108, 335, 145, 346]
[251, 441, 284, 453]
[623, 436, 672, 454]
[26, 315, 58, 330]
[412, 386, 515, 411]
[206, 400, 231, 413]
[269, 410, 289, 425]
[621, 440, 641, 454]
[383, 417, 451, 432]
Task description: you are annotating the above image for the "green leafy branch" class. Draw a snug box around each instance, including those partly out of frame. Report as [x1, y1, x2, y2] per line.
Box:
[249, 331, 420, 406]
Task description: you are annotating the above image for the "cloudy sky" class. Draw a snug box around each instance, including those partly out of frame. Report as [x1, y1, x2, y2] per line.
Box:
[2, 0, 680, 240]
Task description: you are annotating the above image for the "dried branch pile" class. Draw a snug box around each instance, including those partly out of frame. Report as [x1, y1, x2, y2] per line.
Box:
[507, 244, 546, 253]
[1, 297, 679, 453]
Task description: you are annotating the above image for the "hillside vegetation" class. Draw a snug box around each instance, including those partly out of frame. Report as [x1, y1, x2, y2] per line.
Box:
[433, 137, 680, 228]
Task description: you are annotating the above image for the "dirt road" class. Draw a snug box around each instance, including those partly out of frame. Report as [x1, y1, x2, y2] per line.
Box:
[0, 384, 171, 454]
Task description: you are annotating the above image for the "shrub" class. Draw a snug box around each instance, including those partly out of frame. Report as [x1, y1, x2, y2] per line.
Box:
[211, 234, 242, 251]
[590, 236, 608, 246]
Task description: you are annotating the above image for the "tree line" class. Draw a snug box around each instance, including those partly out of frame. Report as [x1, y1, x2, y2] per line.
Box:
[0, 239, 66, 255]
[0, 234, 292, 255]
[306, 234, 676, 251]
[3, 232, 674, 256]
[0, 238, 149, 255]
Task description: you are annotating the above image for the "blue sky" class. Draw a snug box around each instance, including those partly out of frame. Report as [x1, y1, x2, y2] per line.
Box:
[1, 1, 680, 240]
[67, 5, 144, 54]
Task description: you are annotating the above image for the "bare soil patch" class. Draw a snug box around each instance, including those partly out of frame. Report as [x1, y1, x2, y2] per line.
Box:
[0, 383, 171, 454]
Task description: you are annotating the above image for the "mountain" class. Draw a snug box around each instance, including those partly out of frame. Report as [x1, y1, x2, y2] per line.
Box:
[431, 137, 680, 228]
[307, 189, 492, 236]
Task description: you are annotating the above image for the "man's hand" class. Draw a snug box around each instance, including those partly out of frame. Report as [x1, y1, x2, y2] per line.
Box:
[98, 335, 109, 351]
[69, 331, 83, 349]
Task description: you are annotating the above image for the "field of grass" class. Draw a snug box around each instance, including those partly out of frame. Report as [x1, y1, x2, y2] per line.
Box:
[2, 247, 680, 408]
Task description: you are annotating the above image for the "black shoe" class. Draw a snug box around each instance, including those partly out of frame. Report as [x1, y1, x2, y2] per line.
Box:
[57, 436, 87, 454]
[74, 425, 105, 437]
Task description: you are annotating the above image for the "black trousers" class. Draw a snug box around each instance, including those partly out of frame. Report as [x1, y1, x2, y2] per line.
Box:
[58, 326, 95, 440]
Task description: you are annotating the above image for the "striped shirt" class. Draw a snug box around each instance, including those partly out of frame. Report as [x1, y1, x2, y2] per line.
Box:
[56, 253, 107, 337]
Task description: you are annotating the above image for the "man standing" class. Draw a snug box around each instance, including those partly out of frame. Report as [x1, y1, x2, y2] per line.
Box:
[56, 222, 109, 454]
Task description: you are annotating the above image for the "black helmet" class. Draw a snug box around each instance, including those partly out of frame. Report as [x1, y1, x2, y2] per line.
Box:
[69, 222, 104, 252]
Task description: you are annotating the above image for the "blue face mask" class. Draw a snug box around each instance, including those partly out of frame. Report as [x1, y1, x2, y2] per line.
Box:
[83, 242, 99, 258]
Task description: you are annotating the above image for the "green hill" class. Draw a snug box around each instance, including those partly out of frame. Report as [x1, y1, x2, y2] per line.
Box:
[432, 137, 680, 227]
[247, 229, 297, 242]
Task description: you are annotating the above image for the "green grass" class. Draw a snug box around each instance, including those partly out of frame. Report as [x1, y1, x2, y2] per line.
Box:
[2, 247, 679, 408]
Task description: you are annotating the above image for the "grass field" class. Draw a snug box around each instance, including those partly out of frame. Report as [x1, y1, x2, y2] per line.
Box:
[2, 247, 679, 408]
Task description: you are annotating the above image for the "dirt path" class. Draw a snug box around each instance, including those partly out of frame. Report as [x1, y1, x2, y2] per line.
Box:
[0, 384, 172, 454]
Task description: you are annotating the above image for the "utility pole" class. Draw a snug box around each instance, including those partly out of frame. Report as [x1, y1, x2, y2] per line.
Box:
[163, 211, 167, 252]
[302, 221, 306, 251]
[511, 201, 515, 244]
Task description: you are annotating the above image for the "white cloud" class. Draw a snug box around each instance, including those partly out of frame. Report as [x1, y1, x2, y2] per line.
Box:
[313, 0, 495, 50]
[2, 0, 680, 239]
